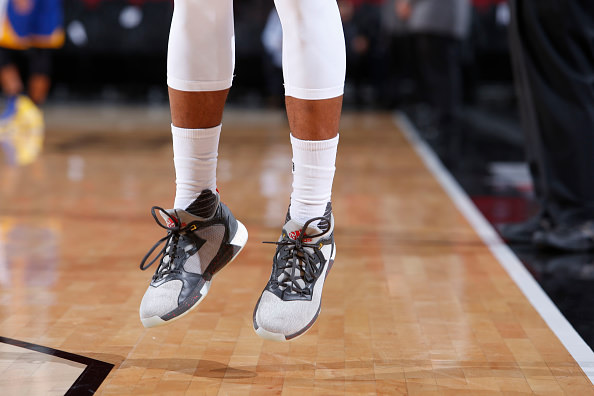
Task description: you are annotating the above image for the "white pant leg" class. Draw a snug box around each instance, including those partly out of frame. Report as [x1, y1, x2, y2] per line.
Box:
[274, 0, 346, 100]
[167, 0, 235, 92]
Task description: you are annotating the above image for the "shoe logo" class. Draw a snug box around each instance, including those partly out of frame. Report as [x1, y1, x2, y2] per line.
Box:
[288, 230, 312, 243]
[165, 217, 190, 229]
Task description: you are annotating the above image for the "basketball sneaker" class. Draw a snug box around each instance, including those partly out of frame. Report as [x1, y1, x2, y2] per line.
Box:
[253, 203, 335, 341]
[139, 189, 248, 328]
[0, 95, 44, 166]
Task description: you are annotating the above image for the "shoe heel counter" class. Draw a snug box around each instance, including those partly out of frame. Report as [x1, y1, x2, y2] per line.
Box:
[219, 202, 238, 240]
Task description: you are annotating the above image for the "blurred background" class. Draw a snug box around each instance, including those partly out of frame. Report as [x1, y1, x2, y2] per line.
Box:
[54, 0, 512, 109]
[53, 0, 522, 208]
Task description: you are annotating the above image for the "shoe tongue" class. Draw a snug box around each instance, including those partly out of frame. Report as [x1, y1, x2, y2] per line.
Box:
[283, 218, 325, 243]
[160, 209, 202, 228]
[160, 190, 219, 227]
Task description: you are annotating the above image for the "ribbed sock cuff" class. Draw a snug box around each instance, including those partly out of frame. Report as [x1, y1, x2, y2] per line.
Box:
[171, 124, 222, 139]
[290, 133, 339, 151]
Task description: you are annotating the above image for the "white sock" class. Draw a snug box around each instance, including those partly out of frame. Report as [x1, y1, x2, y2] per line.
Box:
[172, 124, 221, 209]
[290, 133, 339, 224]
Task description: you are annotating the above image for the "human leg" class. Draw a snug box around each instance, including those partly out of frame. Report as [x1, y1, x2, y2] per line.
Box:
[254, 0, 346, 341]
[499, 0, 552, 242]
[0, 66, 23, 98]
[516, 0, 594, 250]
[139, 0, 247, 327]
[503, 0, 594, 250]
[166, 0, 235, 208]
[168, 89, 229, 209]
[0, 49, 22, 97]
[28, 49, 53, 105]
[274, 0, 345, 224]
[0, 49, 45, 166]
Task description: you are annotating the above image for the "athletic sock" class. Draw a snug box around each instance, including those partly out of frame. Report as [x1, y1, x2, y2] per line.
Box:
[172, 124, 221, 209]
[289, 133, 339, 224]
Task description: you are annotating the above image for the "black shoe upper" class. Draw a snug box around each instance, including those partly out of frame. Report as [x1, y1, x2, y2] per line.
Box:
[264, 203, 334, 302]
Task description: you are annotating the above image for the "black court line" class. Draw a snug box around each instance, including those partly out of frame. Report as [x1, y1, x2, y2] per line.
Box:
[0, 336, 114, 395]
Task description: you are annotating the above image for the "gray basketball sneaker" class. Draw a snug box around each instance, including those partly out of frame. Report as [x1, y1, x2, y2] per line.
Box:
[139, 189, 248, 328]
[253, 203, 335, 341]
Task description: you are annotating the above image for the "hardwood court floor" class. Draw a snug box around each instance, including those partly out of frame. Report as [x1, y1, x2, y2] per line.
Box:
[0, 105, 592, 395]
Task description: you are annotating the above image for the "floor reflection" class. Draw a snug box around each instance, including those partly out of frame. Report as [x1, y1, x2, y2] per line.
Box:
[0, 219, 60, 288]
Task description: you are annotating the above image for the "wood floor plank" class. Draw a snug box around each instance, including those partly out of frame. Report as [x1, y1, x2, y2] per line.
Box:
[0, 107, 591, 394]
